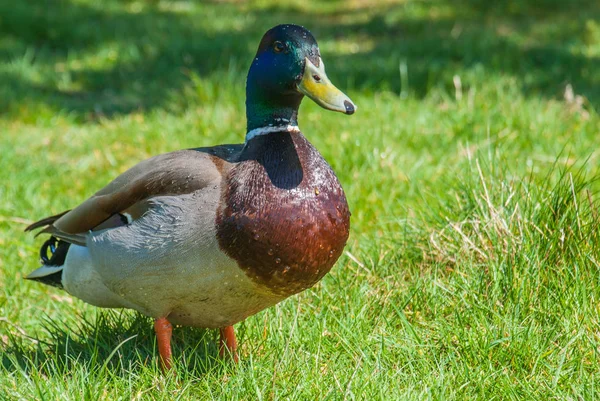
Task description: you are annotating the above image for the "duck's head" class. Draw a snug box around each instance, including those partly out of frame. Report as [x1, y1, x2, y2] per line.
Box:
[246, 24, 356, 134]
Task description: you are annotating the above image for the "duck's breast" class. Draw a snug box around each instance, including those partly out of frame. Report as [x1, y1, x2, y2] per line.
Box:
[216, 131, 351, 296]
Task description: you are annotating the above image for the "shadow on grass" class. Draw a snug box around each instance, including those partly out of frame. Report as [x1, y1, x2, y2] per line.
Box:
[1, 0, 599, 120]
[1, 309, 227, 377]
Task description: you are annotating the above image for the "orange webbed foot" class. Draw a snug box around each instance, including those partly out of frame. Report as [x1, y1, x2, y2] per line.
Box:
[154, 317, 173, 372]
[219, 325, 239, 363]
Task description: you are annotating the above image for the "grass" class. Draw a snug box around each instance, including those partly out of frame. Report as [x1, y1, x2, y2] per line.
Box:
[1, 0, 600, 399]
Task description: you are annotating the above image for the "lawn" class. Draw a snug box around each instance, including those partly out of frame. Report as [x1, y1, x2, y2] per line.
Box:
[1, 0, 600, 399]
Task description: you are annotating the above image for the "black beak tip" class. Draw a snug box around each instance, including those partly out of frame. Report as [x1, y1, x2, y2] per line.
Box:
[344, 100, 355, 115]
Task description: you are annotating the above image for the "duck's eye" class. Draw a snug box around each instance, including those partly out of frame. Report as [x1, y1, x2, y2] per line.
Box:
[273, 41, 285, 53]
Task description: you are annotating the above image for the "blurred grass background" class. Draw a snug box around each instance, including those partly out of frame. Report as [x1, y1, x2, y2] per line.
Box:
[1, 0, 600, 399]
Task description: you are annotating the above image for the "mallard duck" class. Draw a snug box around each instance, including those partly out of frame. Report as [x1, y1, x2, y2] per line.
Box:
[25, 24, 355, 370]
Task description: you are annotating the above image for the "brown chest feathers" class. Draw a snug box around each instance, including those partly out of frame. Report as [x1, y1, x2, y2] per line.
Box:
[216, 131, 350, 296]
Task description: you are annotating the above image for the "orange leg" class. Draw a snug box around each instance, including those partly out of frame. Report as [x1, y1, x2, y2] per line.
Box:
[219, 325, 238, 362]
[154, 317, 173, 372]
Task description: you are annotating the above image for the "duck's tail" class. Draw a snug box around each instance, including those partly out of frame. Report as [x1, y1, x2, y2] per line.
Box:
[26, 236, 70, 289]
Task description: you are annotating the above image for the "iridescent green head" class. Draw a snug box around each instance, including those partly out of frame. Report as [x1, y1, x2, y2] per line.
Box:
[246, 24, 356, 134]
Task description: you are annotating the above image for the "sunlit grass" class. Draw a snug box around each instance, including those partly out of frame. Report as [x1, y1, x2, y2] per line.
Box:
[1, 0, 600, 399]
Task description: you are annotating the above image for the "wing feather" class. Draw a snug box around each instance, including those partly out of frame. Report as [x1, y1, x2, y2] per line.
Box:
[25, 148, 230, 240]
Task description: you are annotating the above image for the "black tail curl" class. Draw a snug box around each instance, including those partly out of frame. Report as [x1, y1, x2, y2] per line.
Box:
[40, 236, 71, 266]
[29, 236, 71, 289]
[40, 236, 70, 265]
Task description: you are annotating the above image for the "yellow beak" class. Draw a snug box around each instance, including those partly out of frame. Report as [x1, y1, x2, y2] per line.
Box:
[297, 57, 356, 115]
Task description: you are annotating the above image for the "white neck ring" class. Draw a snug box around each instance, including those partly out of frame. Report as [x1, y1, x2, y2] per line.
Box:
[245, 125, 300, 141]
